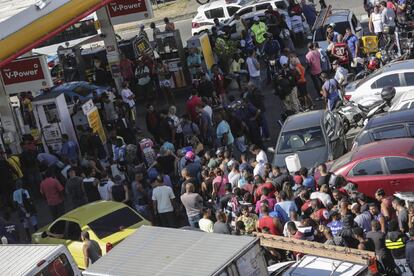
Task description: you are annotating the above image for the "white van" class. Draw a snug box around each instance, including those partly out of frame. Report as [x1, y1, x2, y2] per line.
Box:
[0, 244, 81, 276]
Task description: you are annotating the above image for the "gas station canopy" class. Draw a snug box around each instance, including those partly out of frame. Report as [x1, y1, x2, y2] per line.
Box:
[0, 0, 114, 68]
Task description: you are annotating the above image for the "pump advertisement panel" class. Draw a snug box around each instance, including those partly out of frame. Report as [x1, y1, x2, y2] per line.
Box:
[107, 0, 153, 25]
[0, 55, 53, 95]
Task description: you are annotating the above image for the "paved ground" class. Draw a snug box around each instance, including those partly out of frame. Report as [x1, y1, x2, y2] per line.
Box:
[3, 0, 370, 241]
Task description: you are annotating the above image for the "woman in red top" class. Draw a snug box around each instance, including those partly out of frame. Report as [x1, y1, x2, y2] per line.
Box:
[256, 205, 282, 235]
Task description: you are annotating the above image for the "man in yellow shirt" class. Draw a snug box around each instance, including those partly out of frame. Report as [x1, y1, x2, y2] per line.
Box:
[250, 16, 267, 49]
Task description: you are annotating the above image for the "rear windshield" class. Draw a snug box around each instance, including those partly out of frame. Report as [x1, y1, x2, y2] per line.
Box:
[88, 207, 142, 239]
[315, 21, 351, 41]
[330, 151, 353, 172]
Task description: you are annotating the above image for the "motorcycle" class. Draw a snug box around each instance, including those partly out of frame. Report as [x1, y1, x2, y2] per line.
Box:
[335, 86, 396, 133]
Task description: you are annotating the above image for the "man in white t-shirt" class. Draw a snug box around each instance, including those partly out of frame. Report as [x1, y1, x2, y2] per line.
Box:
[250, 144, 268, 164]
[152, 176, 176, 227]
[121, 82, 135, 108]
[246, 49, 261, 89]
[121, 82, 136, 122]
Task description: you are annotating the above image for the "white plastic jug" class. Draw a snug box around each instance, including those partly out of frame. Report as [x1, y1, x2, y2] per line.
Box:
[285, 154, 301, 173]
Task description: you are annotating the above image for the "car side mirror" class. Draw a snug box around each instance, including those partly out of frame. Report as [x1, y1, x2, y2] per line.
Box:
[355, 26, 362, 33]
[267, 147, 275, 153]
[42, 231, 48, 238]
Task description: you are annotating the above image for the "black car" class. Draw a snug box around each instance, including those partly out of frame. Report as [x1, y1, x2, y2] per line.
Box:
[352, 108, 414, 149]
[272, 110, 347, 170]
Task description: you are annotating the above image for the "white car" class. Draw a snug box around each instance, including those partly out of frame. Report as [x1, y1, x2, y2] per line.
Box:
[222, 0, 289, 39]
[233, 0, 289, 18]
[389, 89, 414, 111]
[191, 0, 241, 36]
[345, 60, 414, 107]
[310, 7, 362, 50]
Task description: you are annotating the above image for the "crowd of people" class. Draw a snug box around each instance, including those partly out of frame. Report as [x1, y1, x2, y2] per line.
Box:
[0, 0, 414, 274]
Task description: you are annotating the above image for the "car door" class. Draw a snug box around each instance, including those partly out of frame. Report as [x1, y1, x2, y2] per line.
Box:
[64, 220, 85, 268]
[236, 7, 253, 17]
[43, 219, 68, 245]
[369, 73, 403, 101]
[384, 156, 414, 193]
[227, 6, 240, 17]
[346, 158, 391, 197]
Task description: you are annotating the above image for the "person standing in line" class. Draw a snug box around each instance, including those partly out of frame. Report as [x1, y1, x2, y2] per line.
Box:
[121, 81, 136, 123]
[246, 49, 261, 89]
[215, 112, 234, 150]
[152, 175, 176, 228]
[40, 169, 65, 220]
[406, 227, 414, 274]
[369, 5, 384, 47]
[135, 59, 152, 104]
[199, 208, 214, 233]
[81, 231, 102, 268]
[180, 183, 203, 228]
[367, 219, 397, 274]
[305, 42, 322, 97]
[13, 179, 37, 241]
[66, 167, 87, 209]
[164, 17, 175, 31]
[60, 134, 78, 164]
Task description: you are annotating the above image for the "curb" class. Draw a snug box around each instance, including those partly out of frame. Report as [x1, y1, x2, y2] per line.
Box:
[115, 11, 197, 33]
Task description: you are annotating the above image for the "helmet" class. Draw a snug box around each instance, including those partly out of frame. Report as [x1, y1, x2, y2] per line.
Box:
[367, 57, 379, 71]
[185, 151, 195, 161]
[381, 86, 396, 103]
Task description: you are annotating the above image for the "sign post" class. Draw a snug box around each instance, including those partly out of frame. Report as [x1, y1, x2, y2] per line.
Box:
[0, 55, 53, 95]
[107, 0, 153, 25]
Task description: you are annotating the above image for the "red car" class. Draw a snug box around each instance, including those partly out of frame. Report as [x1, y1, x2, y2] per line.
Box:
[330, 138, 414, 197]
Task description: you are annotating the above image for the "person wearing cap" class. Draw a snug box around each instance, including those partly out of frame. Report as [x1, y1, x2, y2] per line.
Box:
[326, 24, 339, 43]
[320, 72, 340, 111]
[250, 16, 267, 48]
[332, 60, 348, 98]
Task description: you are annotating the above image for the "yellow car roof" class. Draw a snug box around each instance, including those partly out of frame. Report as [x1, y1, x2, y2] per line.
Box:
[61, 201, 128, 226]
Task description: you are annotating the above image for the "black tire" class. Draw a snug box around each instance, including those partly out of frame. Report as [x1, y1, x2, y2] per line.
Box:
[196, 0, 210, 4]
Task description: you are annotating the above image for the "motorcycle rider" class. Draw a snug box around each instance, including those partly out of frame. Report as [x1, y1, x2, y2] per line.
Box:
[320, 72, 340, 111]
[332, 60, 349, 99]
[263, 33, 281, 83]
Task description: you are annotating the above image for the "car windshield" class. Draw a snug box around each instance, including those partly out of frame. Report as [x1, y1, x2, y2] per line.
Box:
[238, 0, 255, 6]
[277, 126, 325, 154]
[355, 67, 385, 88]
[88, 207, 142, 239]
[314, 21, 351, 41]
[330, 151, 353, 172]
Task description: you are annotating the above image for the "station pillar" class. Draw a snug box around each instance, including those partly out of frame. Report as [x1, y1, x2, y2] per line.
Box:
[96, 7, 123, 93]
